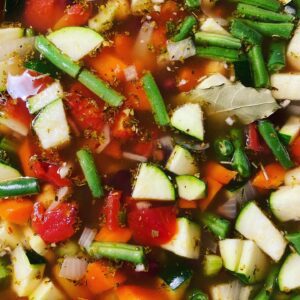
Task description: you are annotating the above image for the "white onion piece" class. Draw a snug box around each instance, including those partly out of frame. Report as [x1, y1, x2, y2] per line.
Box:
[217, 200, 237, 219]
[135, 263, 146, 272]
[134, 22, 155, 56]
[56, 186, 72, 202]
[124, 65, 138, 81]
[58, 162, 72, 179]
[167, 37, 196, 61]
[123, 152, 148, 162]
[284, 5, 296, 15]
[136, 201, 152, 210]
[46, 201, 60, 213]
[159, 136, 174, 152]
[59, 257, 88, 281]
[0, 37, 35, 61]
[96, 125, 111, 154]
[236, 181, 258, 205]
[78, 227, 97, 249]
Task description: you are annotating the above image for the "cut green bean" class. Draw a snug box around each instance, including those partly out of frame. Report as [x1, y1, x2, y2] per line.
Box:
[77, 149, 104, 198]
[173, 16, 197, 42]
[194, 32, 242, 49]
[78, 69, 124, 107]
[184, 0, 200, 9]
[229, 0, 280, 12]
[248, 45, 269, 88]
[35, 36, 81, 78]
[196, 46, 245, 62]
[267, 40, 286, 73]
[230, 19, 262, 45]
[0, 177, 40, 198]
[88, 242, 145, 264]
[241, 19, 295, 39]
[236, 4, 294, 22]
[142, 72, 170, 126]
[258, 120, 294, 169]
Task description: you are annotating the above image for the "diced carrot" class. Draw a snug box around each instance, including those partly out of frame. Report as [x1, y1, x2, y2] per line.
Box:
[116, 285, 169, 300]
[114, 33, 134, 63]
[52, 265, 93, 300]
[203, 161, 237, 185]
[176, 65, 204, 92]
[0, 199, 33, 225]
[252, 163, 286, 189]
[151, 25, 167, 49]
[87, 50, 127, 85]
[95, 226, 132, 243]
[124, 81, 151, 111]
[86, 261, 127, 295]
[178, 199, 198, 209]
[199, 177, 223, 211]
[103, 139, 122, 159]
[18, 138, 35, 177]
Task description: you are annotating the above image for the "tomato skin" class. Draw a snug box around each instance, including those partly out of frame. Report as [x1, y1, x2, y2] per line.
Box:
[23, 0, 66, 32]
[32, 202, 78, 243]
[246, 123, 270, 153]
[291, 135, 300, 165]
[128, 206, 177, 246]
[103, 191, 122, 230]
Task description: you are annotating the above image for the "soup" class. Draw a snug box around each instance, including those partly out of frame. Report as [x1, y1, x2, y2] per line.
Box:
[0, 0, 300, 299]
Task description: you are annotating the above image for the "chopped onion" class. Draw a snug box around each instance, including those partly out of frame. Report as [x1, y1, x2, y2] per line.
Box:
[136, 201, 152, 210]
[58, 162, 72, 179]
[284, 5, 296, 15]
[124, 65, 138, 81]
[56, 186, 72, 202]
[167, 37, 196, 61]
[134, 22, 155, 56]
[78, 227, 97, 249]
[59, 257, 88, 281]
[236, 181, 258, 205]
[135, 263, 146, 272]
[96, 125, 111, 154]
[158, 136, 174, 152]
[280, 99, 291, 108]
[201, 230, 218, 253]
[225, 116, 235, 126]
[46, 201, 60, 213]
[123, 152, 148, 162]
[217, 200, 237, 219]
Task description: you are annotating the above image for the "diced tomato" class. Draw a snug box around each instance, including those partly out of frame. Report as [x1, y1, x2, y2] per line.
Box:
[132, 141, 154, 158]
[246, 123, 270, 154]
[114, 34, 134, 63]
[32, 202, 78, 243]
[152, 0, 183, 24]
[103, 139, 123, 159]
[112, 110, 136, 139]
[128, 206, 177, 246]
[151, 25, 167, 49]
[291, 135, 300, 165]
[65, 92, 104, 132]
[103, 191, 122, 230]
[54, 3, 92, 30]
[32, 160, 72, 187]
[23, 0, 66, 32]
[69, 82, 100, 99]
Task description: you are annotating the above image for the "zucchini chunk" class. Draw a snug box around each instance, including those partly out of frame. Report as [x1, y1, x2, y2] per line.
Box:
[219, 239, 244, 272]
[0, 27, 24, 43]
[284, 166, 300, 186]
[132, 163, 175, 201]
[279, 116, 300, 145]
[176, 175, 206, 200]
[0, 162, 21, 181]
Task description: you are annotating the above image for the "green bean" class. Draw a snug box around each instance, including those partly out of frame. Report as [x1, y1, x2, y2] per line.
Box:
[267, 40, 286, 73]
[184, 0, 200, 9]
[196, 46, 245, 62]
[173, 16, 197, 42]
[228, 0, 280, 12]
[0, 178, 40, 198]
[194, 32, 242, 49]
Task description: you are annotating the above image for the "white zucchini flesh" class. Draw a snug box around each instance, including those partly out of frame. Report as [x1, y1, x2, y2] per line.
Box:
[219, 239, 244, 272]
[279, 116, 300, 145]
[284, 166, 300, 186]
[235, 202, 287, 262]
[270, 185, 300, 222]
[278, 253, 300, 292]
[0, 221, 23, 250]
[166, 145, 199, 175]
[201, 18, 231, 36]
[287, 25, 300, 71]
[132, 163, 175, 200]
[0, 163, 21, 181]
[48, 27, 104, 61]
[33, 99, 71, 150]
[0, 27, 24, 43]
[12, 245, 46, 297]
[22, 227, 48, 256]
[176, 175, 206, 200]
[29, 277, 66, 300]
[210, 280, 241, 300]
[161, 218, 201, 259]
[0, 56, 23, 92]
[270, 73, 300, 100]
[171, 103, 204, 141]
[27, 81, 64, 114]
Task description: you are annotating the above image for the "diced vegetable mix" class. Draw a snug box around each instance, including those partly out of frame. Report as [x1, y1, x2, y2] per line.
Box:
[1, 0, 300, 299]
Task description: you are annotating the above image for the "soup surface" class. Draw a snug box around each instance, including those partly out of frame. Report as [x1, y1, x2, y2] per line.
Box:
[0, 0, 300, 299]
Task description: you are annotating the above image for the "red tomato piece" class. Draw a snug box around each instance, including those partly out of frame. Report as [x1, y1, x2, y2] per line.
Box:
[32, 160, 72, 187]
[103, 191, 122, 230]
[291, 135, 300, 165]
[23, 0, 66, 32]
[65, 92, 104, 132]
[128, 206, 177, 246]
[246, 123, 270, 154]
[112, 110, 136, 139]
[132, 141, 154, 158]
[54, 3, 92, 30]
[32, 202, 78, 243]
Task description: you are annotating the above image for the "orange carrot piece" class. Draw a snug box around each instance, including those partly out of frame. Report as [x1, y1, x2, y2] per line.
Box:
[86, 261, 127, 295]
[95, 226, 132, 243]
[151, 25, 167, 49]
[116, 285, 168, 300]
[103, 139, 122, 159]
[252, 163, 286, 189]
[114, 34, 134, 63]
[18, 138, 35, 177]
[52, 265, 93, 300]
[199, 177, 223, 211]
[203, 161, 237, 185]
[176, 65, 203, 92]
[178, 199, 198, 209]
[0, 199, 33, 225]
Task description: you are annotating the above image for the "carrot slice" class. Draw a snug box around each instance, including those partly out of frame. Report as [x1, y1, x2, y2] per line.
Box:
[0, 199, 33, 225]
[178, 199, 198, 209]
[252, 163, 286, 189]
[199, 177, 223, 211]
[116, 285, 168, 300]
[86, 261, 127, 295]
[18, 138, 35, 177]
[203, 161, 237, 185]
[95, 226, 132, 243]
